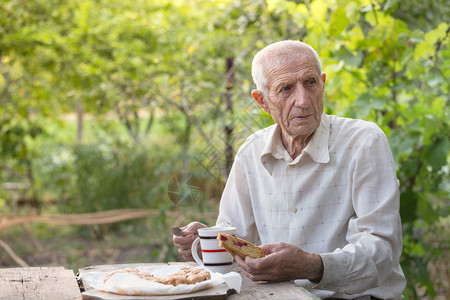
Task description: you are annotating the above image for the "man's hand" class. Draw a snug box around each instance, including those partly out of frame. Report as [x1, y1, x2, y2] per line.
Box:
[235, 242, 323, 282]
[172, 221, 207, 261]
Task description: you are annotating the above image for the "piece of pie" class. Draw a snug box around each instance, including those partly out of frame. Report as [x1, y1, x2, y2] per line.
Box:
[217, 233, 265, 259]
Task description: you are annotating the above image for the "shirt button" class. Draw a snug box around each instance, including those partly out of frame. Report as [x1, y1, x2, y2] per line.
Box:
[290, 207, 298, 213]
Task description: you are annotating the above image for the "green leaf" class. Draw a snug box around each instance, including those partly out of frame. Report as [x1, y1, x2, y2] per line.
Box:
[389, 129, 420, 163]
[329, 6, 350, 38]
[400, 188, 418, 223]
[353, 91, 387, 117]
[414, 22, 449, 60]
[371, 97, 386, 110]
[417, 195, 440, 224]
[423, 137, 449, 171]
[360, 5, 373, 13]
[383, 0, 399, 11]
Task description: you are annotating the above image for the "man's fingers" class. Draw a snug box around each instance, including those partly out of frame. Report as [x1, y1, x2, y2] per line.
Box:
[236, 256, 270, 282]
[177, 248, 194, 261]
[184, 222, 207, 235]
[173, 232, 197, 246]
[259, 244, 272, 254]
[244, 272, 268, 282]
[259, 242, 282, 254]
[243, 252, 274, 271]
[235, 255, 249, 270]
[235, 255, 265, 276]
[172, 221, 207, 263]
[235, 254, 244, 265]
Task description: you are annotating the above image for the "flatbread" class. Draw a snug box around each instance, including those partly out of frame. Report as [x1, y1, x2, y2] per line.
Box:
[104, 267, 211, 286]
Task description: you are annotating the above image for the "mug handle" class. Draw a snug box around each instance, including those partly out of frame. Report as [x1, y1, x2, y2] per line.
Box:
[191, 237, 203, 266]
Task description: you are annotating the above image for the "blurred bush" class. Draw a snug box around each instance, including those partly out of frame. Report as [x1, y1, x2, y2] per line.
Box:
[32, 139, 174, 213]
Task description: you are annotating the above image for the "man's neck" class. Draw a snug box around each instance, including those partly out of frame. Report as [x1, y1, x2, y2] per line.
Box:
[281, 131, 313, 160]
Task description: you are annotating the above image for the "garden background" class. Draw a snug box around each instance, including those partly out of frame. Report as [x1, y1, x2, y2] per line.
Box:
[0, 0, 448, 298]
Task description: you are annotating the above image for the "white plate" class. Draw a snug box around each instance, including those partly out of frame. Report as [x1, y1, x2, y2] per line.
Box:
[80, 265, 241, 296]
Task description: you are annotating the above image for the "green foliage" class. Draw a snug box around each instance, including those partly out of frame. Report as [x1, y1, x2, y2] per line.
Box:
[1, 0, 448, 297]
[34, 138, 176, 213]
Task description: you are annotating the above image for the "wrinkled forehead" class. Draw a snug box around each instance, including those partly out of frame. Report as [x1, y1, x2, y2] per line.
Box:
[263, 51, 320, 80]
[261, 45, 320, 77]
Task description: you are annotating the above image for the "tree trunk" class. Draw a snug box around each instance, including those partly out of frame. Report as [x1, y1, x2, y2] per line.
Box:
[224, 56, 235, 178]
[76, 98, 83, 143]
[181, 117, 192, 175]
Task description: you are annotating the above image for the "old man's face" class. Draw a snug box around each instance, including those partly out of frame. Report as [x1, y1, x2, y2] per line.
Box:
[255, 53, 326, 140]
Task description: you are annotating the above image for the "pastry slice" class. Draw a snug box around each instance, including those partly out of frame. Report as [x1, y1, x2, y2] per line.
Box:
[217, 233, 265, 259]
[103, 267, 211, 286]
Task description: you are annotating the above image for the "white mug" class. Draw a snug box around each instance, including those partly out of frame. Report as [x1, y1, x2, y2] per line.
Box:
[191, 226, 236, 274]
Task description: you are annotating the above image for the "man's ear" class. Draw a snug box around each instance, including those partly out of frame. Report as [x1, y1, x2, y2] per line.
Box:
[251, 89, 270, 114]
[321, 73, 326, 91]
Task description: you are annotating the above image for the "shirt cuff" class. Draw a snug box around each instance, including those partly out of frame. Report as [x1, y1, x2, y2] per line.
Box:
[314, 251, 348, 291]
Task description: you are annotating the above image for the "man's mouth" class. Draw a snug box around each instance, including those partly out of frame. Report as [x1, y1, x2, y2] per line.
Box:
[292, 114, 312, 121]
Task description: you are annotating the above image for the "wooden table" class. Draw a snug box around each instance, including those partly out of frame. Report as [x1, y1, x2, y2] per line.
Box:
[0, 266, 82, 300]
[0, 263, 320, 299]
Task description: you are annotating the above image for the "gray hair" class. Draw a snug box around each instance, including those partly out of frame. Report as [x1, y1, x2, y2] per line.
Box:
[251, 40, 322, 96]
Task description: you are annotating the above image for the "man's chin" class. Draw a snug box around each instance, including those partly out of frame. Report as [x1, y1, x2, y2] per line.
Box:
[288, 121, 318, 132]
[286, 128, 317, 139]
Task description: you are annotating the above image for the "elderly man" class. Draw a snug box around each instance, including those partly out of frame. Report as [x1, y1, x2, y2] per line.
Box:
[173, 40, 406, 299]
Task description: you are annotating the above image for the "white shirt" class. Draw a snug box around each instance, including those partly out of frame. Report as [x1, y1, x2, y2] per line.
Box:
[216, 113, 406, 299]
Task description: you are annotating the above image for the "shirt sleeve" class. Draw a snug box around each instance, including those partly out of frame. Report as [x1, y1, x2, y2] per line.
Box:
[216, 150, 261, 244]
[315, 124, 404, 294]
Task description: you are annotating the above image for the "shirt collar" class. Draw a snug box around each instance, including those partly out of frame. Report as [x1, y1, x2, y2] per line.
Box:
[260, 113, 330, 175]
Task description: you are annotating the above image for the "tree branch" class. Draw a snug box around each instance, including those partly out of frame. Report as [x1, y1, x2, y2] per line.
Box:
[0, 239, 29, 267]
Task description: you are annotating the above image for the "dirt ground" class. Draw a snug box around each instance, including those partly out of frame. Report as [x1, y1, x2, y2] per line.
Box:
[0, 219, 181, 272]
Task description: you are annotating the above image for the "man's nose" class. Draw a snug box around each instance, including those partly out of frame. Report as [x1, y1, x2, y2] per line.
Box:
[293, 84, 311, 107]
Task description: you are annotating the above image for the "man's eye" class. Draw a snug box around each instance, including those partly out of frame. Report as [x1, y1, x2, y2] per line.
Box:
[282, 85, 291, 92]
[307, 79, 316, 86]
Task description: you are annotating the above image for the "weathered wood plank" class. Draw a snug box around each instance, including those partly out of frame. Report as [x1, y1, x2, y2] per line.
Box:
[0, 267, 82, 300]
[230, 274, 319, 300]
